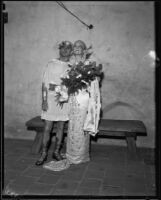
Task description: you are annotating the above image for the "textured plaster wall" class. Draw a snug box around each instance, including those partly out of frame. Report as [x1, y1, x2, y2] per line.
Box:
[4, 1, 155, 147]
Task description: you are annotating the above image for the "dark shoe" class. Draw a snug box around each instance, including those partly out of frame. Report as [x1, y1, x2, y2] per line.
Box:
[52, 151, 63, 161]
[52, 137, 64, 161]
[35, 151, 47, 166]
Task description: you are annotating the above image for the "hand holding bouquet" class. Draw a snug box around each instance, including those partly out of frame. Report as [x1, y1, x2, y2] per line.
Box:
[54, 85, 68, 108]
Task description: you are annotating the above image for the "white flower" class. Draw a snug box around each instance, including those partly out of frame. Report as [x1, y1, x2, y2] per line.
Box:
[81, 80, 88, 85]
[59, 91, 68, 102]
[84, 60, 90, 65]
[66, 75, 70, 79]
[76, 74, 82, 78]
[55, 86, 61, 93]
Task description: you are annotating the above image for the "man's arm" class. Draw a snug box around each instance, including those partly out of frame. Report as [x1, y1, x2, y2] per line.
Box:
[42, 82, 48, 111]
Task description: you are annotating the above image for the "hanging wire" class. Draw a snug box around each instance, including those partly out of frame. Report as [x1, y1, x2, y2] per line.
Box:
[56, 1, 94, 30]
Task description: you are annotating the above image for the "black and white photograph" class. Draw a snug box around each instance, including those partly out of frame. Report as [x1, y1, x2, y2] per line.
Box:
[1, 1, 160, 199]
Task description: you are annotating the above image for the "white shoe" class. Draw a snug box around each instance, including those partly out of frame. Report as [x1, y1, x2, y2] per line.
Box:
[43, 159, 70, 171]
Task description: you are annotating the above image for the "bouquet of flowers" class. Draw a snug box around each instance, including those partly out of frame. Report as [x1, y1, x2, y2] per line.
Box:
[61, 61, 103, 96]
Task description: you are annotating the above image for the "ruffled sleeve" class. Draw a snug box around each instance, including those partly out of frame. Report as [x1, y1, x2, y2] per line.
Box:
[83, 78, 101, 136]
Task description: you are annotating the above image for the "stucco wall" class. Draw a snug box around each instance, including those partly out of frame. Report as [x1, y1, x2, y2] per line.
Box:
[4, 1, 155, 147]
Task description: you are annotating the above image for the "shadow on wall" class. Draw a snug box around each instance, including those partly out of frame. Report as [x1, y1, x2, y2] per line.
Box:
[102, 101, 145, 120]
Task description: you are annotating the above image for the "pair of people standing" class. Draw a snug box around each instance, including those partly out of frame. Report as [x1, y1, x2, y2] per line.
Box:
[35, 40, 101, 168]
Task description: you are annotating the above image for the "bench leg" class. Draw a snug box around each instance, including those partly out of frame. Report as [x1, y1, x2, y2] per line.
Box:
[126, 136, 137, 159]
[31, 131, 43, 154]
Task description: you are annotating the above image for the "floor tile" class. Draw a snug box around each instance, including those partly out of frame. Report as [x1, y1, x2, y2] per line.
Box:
[124, 177, 147, 195]
[145, 164, 155, 176]
[105, 168, 125, 179]
[22, 167, 45, 177]
[91, 157, 112, 166]
[100, 185, 123, 196]
[79, 178, 102, 189]
[16, 157, 37, 165]
[11, 147, 30, 153]
[83, 169, 105, 179]
[25, 182, 53, 195]
[37, 174, 61, 185]
[54, 180, 79, 190]
[123, 190, 147, 196]
[87, 162, 107, 172]
[23, 152, 43, 159]
[60, 171, 85, 181]
[5, 162, 29, 172]
[75, 187, 100, 195]
[4, 169, 20, 180]
[125, 162, 146, 176]
[11, 175, 38, 186]
[102, 177, 124, 188]
[4, 154, 23, 162]
[51, 188, 76, 195]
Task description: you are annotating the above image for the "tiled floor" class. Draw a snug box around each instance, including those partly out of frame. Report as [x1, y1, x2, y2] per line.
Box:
[3, 138, 156, 198]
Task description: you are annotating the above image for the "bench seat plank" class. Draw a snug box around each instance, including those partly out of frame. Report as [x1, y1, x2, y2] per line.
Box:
[26, 116, 146, 135]
[26, 116, 147, 157]
[99, 119, 146, 135]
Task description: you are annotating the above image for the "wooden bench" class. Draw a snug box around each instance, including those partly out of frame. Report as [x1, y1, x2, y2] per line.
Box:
[25, 116, 147, 158]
